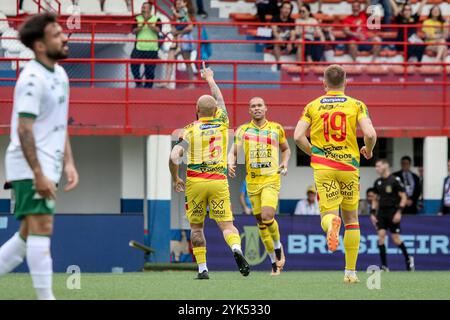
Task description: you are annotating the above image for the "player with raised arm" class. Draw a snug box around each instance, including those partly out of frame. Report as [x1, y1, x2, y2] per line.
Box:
[294, 65, 377, 283]
[169, 62, 250, 279]
[0, 13, 79, 300]
[228, 97, 291, 275]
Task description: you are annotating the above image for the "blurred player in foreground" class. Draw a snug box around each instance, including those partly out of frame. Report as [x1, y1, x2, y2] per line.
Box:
[372, 159, 414, 271]
[294, 64, 377, 283]
[169, 62, 250, 279]
[0, 13, 79, 300]
[228, 97, 291, 275]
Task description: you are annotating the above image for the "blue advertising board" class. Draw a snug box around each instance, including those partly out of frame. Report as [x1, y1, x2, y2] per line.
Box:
[202, 215, 450, 271]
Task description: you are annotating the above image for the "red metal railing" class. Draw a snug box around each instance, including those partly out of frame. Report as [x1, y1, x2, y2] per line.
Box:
[0, 19, 449, 136]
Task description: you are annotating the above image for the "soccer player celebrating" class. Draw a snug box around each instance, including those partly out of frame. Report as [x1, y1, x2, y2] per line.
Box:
[0, 13, 78, 299]
[371, 159, 414, 271]
[228, 97, 291, 276]
[294, 65, 377, 283]
[169, 62, 250, 280]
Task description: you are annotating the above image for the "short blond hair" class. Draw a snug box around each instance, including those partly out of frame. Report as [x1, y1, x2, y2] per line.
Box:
[324, 65, 346, 89]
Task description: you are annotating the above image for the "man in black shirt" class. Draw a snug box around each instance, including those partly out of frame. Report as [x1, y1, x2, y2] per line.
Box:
[394, 155, 421, 214]
[372, 159, 414, 271]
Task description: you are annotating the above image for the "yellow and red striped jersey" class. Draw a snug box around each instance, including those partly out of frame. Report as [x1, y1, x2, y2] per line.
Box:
[300, 90, 369, 171]
[181, 108, 229, 182]
[235, 120, 286, 186]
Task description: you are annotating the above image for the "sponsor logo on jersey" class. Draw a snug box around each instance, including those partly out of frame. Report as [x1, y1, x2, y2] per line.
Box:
[320, 97, 347, 104]
[250, 162, 272, 169]
[323, 145, 353, 161]
[200, 124, 221, 130]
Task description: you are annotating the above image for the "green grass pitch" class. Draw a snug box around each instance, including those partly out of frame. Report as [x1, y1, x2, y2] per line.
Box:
[1, 271, 449, 300]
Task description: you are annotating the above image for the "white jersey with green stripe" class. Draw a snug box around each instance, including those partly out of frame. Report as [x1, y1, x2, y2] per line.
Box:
[5, 60, 69, 183]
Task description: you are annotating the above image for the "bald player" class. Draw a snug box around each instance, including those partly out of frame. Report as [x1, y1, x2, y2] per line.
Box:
[169, 62, 250, 280]
[229, 97, 290, 275]
[294, 65, 377, 283]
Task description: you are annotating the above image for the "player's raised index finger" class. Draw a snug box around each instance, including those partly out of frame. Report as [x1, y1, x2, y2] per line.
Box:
[202, 61, 206, 70]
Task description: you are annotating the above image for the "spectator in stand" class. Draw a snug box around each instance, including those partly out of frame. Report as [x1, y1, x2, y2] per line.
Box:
[131, 2, 161, 88]
[321, 19, 336, 61]
[256, 0, 280, 23]
[370, 0, 392, 25]
[195, 0, 208, 19]
[390, 0, 426, 62]
[394, 156, 421, 214]
[359, 188, 377, 215]
[270, 1, 296, 72]
[295, 3, 325, 62]
[240, 181, 253, 215]
[422, 5, 449, 63]
[294, 186, 320, 215]
[343, 0, 382, 62]
[439, 160, 450, 215]
[163, 0, 195, 89]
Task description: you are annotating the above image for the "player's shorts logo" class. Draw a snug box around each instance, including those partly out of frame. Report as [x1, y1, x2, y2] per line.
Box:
[323, 181, 337, 192]
[191, 200, 204, 216]
[340, 182, 354, 190]
[340, 182, 354, 198]
[323, 181, 340, 200]
[211, 200, 225, 216]
[211, 200, 224, 210]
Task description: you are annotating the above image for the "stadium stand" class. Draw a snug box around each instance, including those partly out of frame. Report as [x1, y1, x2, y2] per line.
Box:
[103, 0, 132, 15]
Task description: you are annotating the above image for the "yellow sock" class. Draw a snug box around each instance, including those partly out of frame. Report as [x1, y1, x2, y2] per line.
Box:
[265, 219, 280, 242]
[320, 214, 335, 233]
[224, 232, 241, 250]
[258, 223, 275, 253]
[344, 223, 360, 271]
[192, 247, 207, 265]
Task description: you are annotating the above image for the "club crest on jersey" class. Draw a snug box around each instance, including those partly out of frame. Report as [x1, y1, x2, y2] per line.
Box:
[320, 97, 347, 104]
[200, 124, 220, 130]
[385, 185, 392, 193]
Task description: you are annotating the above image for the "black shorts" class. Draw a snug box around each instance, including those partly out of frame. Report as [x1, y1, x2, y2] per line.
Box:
[376, 212, 401, 234]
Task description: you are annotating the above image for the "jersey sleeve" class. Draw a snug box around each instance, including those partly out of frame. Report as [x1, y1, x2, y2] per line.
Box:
[15, 73, 44, 118]
[216, 107, 229, 127]
[177, 125, 192, 150]
[278, 124, 286, 145]
[356, 100, 369, 121]
[300, 104, 312, 124]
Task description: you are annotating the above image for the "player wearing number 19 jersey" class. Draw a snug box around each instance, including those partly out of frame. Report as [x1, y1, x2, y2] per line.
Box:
[169, 63, 249, 280]
[294, 65, 377, 283]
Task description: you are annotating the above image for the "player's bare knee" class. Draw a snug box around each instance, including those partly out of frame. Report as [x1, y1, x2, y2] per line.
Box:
[191, 229, 206, 247]
[391, 234, 402, 245]
[261, 207, 275, 222]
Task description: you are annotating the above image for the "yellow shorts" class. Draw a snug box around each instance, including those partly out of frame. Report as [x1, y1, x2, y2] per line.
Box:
[247, 182, 280, 215]
[313, 169, 360, 213]
[185, 180, 233, 224]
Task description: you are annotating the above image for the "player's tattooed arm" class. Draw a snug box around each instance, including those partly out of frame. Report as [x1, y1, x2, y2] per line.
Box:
[18, 117, 56, 199]
[201, 61, 227, 112]
[18, 117, 42, 177]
